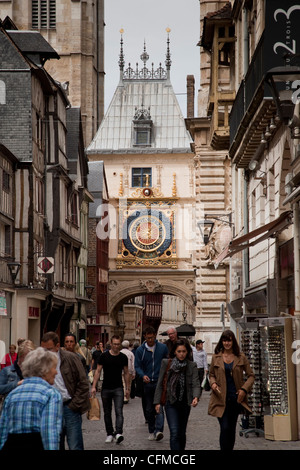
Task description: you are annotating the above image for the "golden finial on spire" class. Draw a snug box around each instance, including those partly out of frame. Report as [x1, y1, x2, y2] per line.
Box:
[172, 173, 177, 197]
[119, 173, 124, 197]
[119, 29, 125, 72]
[145, 173, 150, 187]
[165, 28, 171, 72]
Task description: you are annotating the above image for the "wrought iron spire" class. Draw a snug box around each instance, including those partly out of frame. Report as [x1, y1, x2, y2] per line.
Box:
[165, 28, 172, 75]
[140, 40, 149, 67]
[120, 31, 171, 81]
[119, 29, 125, 72]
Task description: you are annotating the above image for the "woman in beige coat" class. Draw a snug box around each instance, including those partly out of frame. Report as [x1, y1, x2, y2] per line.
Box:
[208, 330, 254, 451]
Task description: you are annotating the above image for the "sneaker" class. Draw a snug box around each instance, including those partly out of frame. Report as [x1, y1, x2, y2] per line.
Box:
[155, 432, 164, 441]
[105, 435, 114, 443]
[148, 433, 156, 441]
[116, 434, 124, 444]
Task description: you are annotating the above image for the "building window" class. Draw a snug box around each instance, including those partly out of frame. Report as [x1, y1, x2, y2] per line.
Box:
[2, 170, 10, 193]
[136, 129, 150, 146]
[0, 80, 6, 105]
[0, 225, 11, 257]
[70, 193, 78, 226]
[32, 0, 56, 29]
[132, 106, 153, 147]
[35, 177, 44, 214]
[132, 168, 152, 187]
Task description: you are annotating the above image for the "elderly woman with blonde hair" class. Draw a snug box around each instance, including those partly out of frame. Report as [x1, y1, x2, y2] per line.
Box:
[0, 347, 63, 450]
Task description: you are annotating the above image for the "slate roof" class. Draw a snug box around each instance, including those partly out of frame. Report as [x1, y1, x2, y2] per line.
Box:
[6, 30, 59, 63]
[88, 161, 105, 218]
[87, 77, 191, 154]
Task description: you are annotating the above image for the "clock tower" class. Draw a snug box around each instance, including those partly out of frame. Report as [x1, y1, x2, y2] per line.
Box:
[87, 33, 196, 340]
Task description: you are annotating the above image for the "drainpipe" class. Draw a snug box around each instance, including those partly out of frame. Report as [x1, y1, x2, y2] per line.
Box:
[243, 172, 250, 296]
[243, 8, 249, 75]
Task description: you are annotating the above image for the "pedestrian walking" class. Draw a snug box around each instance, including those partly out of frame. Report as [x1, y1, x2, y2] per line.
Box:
[0, 344, 17, 369]
[91, 341, 103, 391]
[91, 335, 130, 444]
[208, 329, 255, 451]
[154, 339, 200, 451]
[165, 327, 178, 354]
[135, 326, 168, 441]
[121, 340, 135, 404]
[0, 347, 63, 450]
[79, 339, 92, 374]
[192, 339, 208, 396]
[41, 331, 90, 450]
[0, 340, 35, 399]
[165, 327, 193, 360]
[63, 333, 87, 371]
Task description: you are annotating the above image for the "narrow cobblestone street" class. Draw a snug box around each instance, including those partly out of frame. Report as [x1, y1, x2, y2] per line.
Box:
[82, 389, 300, 451]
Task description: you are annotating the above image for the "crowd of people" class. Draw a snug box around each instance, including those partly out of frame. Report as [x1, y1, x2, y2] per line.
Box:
[0, 327, 254, 451]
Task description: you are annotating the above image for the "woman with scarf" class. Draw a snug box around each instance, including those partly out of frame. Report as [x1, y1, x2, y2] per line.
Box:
[154, 339, 200, 450]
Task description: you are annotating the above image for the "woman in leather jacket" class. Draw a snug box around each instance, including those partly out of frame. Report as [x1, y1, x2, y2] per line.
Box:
[208, 330, 255, 451]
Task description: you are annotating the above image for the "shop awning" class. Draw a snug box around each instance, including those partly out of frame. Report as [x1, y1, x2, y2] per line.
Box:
[214, 210, 293, 267]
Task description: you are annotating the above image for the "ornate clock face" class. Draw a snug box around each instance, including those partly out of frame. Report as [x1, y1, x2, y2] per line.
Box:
[122, 209, 172, 257]
[129, 215, 165, 252]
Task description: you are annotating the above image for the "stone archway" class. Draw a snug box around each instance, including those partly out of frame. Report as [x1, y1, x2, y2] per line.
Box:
[107, 269, 196, 339]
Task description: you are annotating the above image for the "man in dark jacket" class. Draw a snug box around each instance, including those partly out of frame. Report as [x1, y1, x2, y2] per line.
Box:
[135, 326, 168, 441]
[41, 331, 90, 450]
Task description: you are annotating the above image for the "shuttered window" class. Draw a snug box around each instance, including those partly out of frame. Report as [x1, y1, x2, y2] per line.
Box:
[32, 0, 56, 29]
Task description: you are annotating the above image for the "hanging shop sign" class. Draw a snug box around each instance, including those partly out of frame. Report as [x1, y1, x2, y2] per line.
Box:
[37, 257, 54, 274]
[264, 0, 300, 72]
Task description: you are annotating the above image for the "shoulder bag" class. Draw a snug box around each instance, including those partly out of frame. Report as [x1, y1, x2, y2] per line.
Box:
[160, 359, 172, 406]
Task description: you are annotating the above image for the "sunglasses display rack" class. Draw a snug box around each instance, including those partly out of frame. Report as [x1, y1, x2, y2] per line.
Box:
[259, 317, 297, 441]
[241, 328, 265, 416]
[260, 324, 288, 415]
[240, 327, 265, 437]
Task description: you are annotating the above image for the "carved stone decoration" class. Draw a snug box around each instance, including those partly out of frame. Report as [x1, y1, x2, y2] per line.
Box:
[108, 280, 118, 290]
[185, 279, 194, 290]
[140, 279, 162, 293]
[204, 223, 233, 264]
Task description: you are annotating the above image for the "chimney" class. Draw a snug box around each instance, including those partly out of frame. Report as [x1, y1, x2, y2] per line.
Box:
[186, 75, 195, 118]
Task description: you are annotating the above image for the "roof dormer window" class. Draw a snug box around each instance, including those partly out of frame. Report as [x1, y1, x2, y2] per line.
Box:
[132, 106, 153, 147]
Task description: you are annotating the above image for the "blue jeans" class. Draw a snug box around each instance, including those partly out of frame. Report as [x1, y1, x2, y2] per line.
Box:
[144, 382, 164, 435]
[165, 400, 191, 450]
[101, 387, 124, 436]
[60, 403, 84, 450]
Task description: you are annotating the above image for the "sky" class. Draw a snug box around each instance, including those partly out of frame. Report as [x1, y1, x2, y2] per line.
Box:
[103, 0, 201, 117]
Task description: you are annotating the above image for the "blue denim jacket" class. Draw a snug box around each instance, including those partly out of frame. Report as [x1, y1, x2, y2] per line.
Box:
[0, 362, 22, 395]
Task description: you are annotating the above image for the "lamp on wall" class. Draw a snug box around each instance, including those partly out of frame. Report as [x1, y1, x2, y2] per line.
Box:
[197, 219, 215, 245]
[7, 261, 21, 283]
[84, 284, 94, 299]
[198, 213, 235, 245]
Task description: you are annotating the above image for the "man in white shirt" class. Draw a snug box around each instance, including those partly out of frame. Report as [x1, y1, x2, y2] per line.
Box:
[120, 340, 135, 404]
[192, 340, 208, 396]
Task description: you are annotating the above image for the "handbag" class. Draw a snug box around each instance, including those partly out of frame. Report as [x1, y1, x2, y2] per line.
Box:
[88, 370, 94, 384]
[87, 396, 101, 420]
[160, 359, 172, 406]
[201, 373, 211, 391]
